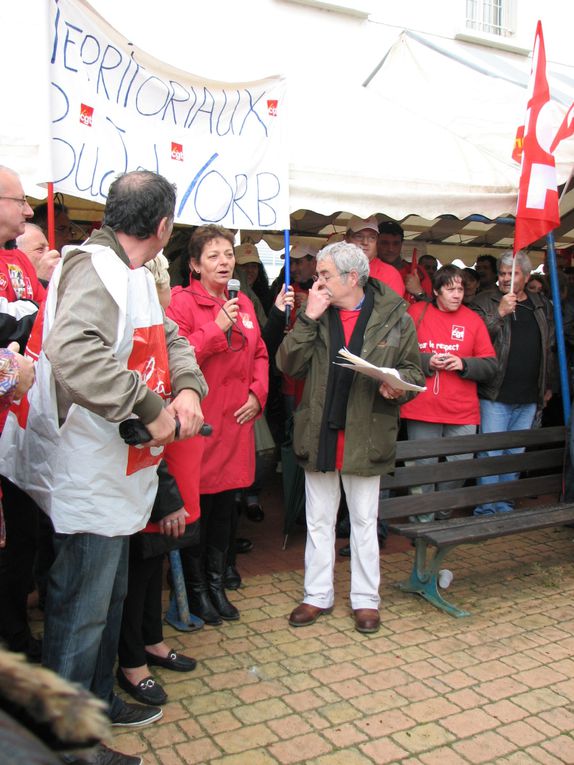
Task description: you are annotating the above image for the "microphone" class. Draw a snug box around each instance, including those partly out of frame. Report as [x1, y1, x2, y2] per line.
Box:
[119, 417, 212, 445]
[226, 278, 240, 345]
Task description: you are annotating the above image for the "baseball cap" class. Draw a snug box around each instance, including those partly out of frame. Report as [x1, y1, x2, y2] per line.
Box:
[347, 216, 379, 234]
[235, 243, 260, 265]
[282, 242, 320, 260]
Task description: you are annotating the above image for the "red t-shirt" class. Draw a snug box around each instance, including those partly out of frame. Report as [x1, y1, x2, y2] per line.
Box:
[0, 248, 45, 303]
[335, 308, 360, 470]
[401, 302, 495, 425]
[369, 258, 404, 297]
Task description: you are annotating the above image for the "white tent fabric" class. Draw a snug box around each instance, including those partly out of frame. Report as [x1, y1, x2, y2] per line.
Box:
[2, 7, 574, 233]
[288, 30, 574, 222]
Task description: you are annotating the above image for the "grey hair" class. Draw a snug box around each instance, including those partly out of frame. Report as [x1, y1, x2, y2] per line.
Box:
[317, 241, 370, 287]
[499, 250, 532, 276]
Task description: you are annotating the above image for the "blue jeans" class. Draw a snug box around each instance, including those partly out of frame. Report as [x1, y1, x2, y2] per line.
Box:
[43, 533, 129, 715]
[474, 400, 537, 515]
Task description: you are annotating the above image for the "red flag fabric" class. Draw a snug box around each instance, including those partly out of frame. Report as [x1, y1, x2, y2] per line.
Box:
[514, 21, 560, 255]
[550, 101, 574, 154]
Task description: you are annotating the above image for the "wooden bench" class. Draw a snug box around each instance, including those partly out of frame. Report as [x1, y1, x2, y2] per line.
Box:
[378, 425, 573, 618]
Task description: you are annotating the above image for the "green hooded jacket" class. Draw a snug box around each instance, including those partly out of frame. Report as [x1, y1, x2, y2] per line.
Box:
[276, 279, 425, 476]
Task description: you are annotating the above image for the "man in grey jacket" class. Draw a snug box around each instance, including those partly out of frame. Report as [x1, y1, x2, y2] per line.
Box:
[277, 242, 424, 634]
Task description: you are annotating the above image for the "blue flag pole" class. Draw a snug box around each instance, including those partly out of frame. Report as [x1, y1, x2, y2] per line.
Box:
[284, 229, 291, 326]
[546, 231, 571, 425]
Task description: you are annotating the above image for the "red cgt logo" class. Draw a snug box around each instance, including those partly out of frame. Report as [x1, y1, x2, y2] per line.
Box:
[80, 104, 94, 127]
[171, 142, 184, 161]
[267, 100, 278, 117]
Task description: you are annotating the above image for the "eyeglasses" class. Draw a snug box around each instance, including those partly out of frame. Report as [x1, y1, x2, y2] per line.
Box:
[316, 270, 349, 283]
[351, 234, 377, 244]
[0, 196, 29, 207]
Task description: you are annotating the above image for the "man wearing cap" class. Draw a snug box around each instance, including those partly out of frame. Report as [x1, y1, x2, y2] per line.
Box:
[288, 242, 318, 310]
[346, 217, 404, 296]
[378, 221, 432, 303]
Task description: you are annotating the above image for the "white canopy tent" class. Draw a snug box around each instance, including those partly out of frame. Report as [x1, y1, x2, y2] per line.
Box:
[1, 3, 574, 254]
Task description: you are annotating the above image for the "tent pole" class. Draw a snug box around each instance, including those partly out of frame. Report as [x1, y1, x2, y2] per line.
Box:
[546, 231, 571, 425]
[284, 229, 291, 326]
[46, 182, 56, 251]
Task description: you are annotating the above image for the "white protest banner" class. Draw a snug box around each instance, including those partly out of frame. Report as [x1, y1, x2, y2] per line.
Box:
[49, 0, 289, 230]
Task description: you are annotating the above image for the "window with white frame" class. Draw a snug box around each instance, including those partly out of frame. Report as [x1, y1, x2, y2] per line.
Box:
[466, 0, 515, 37]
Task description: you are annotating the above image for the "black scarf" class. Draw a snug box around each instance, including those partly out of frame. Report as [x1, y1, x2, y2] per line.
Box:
[316, 285, 374, 472]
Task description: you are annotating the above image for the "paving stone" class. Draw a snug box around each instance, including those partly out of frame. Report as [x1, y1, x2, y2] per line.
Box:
[474, 676, 530, 701]
[195, 710, 242, 735]
[359, 738, 410, 763]
[452, 730, 518, 763]
[441, 707, 500, 737]
[355, 709, 417, 737]
[501, 719, 550, 746]
[233, 698, 292, 724]
[149, 746, 187, 764]
[524, 744, 569, 764]
[214, 723, 279, 754]
[267, 732, 333, 763]
[321, 722, 369, 748]
[174, 736, 223, 764]
[512, 687, 570, 714]
[392, 722, 456, 753]
[267, 713, 314, 740]
[481, 699, 529, 723]
[442, 687, 485, 709]
[310, 749, 373, 765]
[210, 748, 279, 765]
[419, 747, 471, 764]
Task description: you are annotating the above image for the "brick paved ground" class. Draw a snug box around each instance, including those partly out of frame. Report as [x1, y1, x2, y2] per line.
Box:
[102, 525, 574, 765]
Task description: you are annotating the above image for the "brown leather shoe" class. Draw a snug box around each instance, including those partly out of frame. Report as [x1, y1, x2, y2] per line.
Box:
[353, 608, 381, 634]
[288, 603, 333, 627]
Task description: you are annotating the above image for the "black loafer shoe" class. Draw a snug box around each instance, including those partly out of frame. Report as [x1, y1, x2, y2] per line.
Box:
[116, 669, 167, 706]
[145, 649, 197, 673]
[245, 503, 264, 522]
[235, 537, 254, 554]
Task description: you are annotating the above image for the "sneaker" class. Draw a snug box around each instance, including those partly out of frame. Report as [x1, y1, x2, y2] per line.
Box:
[91, 743, 143, 764]
[110, 698, 162, 728]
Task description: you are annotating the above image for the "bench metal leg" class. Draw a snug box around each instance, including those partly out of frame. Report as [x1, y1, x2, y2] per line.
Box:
[397, 540, 470, 618]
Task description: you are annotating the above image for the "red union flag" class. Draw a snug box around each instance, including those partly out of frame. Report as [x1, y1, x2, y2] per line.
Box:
[550, 101, 574, 154]
[514, 21, 560, 255]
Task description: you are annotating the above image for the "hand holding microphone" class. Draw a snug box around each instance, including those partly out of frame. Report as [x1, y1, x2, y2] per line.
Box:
[215, 278, 241, 343]
[226, 278, 240, 345]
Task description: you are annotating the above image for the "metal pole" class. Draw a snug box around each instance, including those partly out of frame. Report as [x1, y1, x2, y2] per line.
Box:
[47, 182, 55, 250]
[546, 231, 571, 424]
[284, 229, 291, 325]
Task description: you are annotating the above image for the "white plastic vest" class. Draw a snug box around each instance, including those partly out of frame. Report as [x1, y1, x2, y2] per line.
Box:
[0, 244, 170, 536]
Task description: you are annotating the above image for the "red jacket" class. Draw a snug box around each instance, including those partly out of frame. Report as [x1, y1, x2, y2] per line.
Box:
[166, 281, 268, 494]
[0, 248, 45, 303]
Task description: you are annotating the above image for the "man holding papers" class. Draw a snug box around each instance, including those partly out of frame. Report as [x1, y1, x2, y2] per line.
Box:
[277, 242, 424, 633]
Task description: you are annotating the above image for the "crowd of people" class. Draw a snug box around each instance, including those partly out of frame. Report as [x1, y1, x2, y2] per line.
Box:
[0, 165, 567, 764]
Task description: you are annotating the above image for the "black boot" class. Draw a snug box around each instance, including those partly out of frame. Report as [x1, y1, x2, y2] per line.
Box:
[180, 547, 222, 626]
[206, 546, 240, 621]
[224, 502, 242, 590]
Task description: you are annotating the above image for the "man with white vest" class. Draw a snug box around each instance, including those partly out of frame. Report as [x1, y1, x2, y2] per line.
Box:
[0, 170, 208, 765]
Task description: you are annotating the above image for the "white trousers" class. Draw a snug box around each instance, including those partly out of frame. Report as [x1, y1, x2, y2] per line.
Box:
[303, 470, 381, 610]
